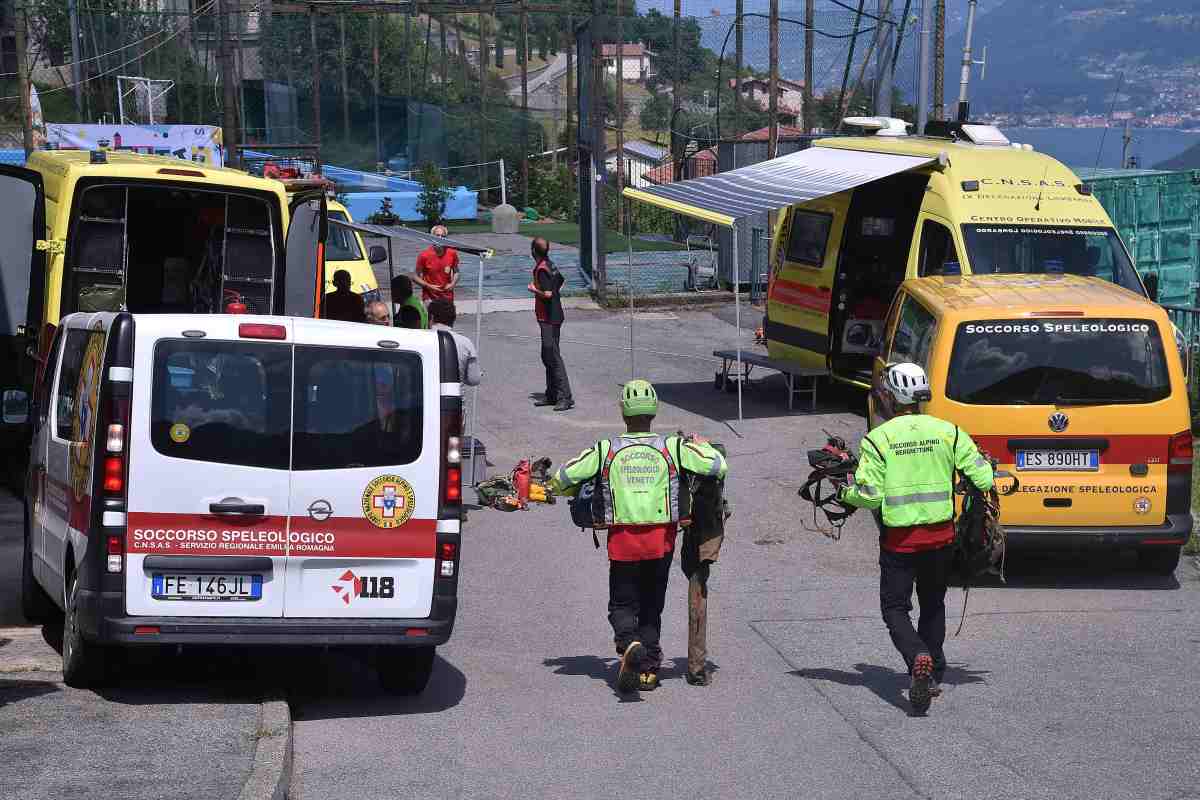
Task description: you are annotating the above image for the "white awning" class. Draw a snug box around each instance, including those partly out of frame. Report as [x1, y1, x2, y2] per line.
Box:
[623, 146, 938, 227]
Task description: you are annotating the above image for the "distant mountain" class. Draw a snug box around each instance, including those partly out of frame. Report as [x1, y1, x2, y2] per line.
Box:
[948, 0, 1200, 116]
[1156, 139, 1200, 170]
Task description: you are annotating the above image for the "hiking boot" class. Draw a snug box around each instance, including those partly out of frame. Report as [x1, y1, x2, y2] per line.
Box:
[533, 397, 558, 407]
[617, 642, 643, 693]
[910, 653, 934, 714]
[685, 670, 709, 687]
[639, 672, 659, 691]
[554, 400, 575, 412]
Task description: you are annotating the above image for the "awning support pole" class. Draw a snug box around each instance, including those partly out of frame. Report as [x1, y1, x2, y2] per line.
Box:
[733, 225, 743, 423]
[471, 253, 485, 486]
[627, 207, 636, 378]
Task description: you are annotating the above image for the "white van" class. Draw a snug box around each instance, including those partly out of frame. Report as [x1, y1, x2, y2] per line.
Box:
[21, 311, 464, 693]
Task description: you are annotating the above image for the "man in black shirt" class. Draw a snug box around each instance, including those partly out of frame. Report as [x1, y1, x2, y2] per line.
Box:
[323, 269, 365, 322]
[527, 237, 573, 411]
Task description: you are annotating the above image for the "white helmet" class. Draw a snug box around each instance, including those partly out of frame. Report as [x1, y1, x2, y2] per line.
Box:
[883, 362, 931, 406]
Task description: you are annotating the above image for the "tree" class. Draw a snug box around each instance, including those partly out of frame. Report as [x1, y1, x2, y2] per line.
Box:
[416, 162, 452, 227]
[366, 196, 402, 226]
[639, 92, 672, 142]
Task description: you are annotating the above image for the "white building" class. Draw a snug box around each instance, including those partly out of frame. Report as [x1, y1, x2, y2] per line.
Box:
[601, 43, 655, 83]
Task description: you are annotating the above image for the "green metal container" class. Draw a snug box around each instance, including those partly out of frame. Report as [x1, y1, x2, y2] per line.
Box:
[1077, 167, 1200, 307]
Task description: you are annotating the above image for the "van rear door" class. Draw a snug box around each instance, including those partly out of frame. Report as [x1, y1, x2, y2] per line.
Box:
[283, 319, 440, 618]
[125, 316, 293, 617]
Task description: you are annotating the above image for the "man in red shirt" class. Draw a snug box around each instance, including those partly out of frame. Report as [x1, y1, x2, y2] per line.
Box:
[413, 225, 460, 303]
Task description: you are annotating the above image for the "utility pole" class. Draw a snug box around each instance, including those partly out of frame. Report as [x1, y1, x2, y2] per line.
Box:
[520, 2, 530, 208]
[672, 0, 681, 181]
[933, 0, 945, 120]
[67, 0, 84, 117]
[916, 0, 931, 132]
[14, 0, 31, 155]
[340, 12, 350, 141]
[874, 0, 894, 116]
[478, 12, 489, 198]
[592, 0, 607, 292]
[734, 0, 743, 138]
[803, 0, 814, 133]
[310, 7, 322, 167]
[616, 0, 625, 199]
[216, 0, 240, 166]
[768, 0, 779, 158]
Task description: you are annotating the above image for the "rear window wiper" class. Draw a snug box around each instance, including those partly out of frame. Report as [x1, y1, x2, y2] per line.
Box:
[1053, 396, 1146, 406]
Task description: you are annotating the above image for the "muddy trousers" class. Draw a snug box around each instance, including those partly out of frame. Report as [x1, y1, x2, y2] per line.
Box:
[608, 551, 673, 672]
[687, 563, 710, 677]
[879, 545, 952, 681]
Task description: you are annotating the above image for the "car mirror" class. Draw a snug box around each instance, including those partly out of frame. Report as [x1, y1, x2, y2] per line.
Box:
[369, 245, 388, 265]
[3, 389, 29, 425]
[1144, 272, 1159, 302]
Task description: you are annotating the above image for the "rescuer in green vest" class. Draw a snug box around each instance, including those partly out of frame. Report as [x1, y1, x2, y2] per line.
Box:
[839, 362, 994, 715]
[550, 380, 728, 694]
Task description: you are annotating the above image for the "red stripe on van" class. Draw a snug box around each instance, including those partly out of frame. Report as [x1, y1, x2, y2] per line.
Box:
[768, 278, 831, 313]
[972, 435, 1169, 465]
[287, 516, 437, 558]
[45, 476, 91, 534]
[126, 512, 437, 558]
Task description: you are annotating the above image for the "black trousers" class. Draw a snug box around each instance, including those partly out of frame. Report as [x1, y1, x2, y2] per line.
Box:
[879, 545, 952, 681]
[539, 322, 572, 402]
[608, 551, 673, 672]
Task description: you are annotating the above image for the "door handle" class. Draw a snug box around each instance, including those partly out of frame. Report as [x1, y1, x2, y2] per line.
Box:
[209, 502, 266, 515]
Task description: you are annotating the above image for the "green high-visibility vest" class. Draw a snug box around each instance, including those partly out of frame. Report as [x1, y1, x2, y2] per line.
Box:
[842, 414, 994, 528]
[398, 295, 428, 329]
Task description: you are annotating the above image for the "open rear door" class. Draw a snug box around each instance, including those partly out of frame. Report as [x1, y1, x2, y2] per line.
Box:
[283, 192, 327, 319]
[0, 165, 47, 434]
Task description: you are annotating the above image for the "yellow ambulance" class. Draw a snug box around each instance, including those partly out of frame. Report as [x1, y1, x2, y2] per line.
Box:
[765, 120, 1154, 387]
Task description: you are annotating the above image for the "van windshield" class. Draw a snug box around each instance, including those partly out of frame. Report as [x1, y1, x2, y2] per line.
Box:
[946, 318, 1171, 406]
[960, 225, 1145, 295]
[326, 210, 363, 261]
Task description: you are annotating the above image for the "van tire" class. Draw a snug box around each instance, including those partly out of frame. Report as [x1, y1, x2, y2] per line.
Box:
[376, 645, 435, 695]
[1137, 546, 1182, 576]
[21, 507, 57, 624]
[62, 573, 109, 688]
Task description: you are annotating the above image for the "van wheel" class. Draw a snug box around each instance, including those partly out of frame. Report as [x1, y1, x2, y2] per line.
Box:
[62, 573, 108, 688]
[1137, 546, 1182, 576]
[21, 508, 57, 624]
[376, 645, 435, 696]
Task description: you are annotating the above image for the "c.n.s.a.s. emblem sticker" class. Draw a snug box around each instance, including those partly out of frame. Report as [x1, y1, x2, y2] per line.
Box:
[362, 475, 416, 529]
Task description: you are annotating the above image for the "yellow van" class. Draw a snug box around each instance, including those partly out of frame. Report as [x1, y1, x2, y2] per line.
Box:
[323, 198, 385, 305]
[871, 273, 1191, 573]
[0, 150, 327, 463]
[765, 120, 1153, 387]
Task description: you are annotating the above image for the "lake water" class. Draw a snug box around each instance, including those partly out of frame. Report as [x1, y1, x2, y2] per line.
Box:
[1001, 128, 1199, 171]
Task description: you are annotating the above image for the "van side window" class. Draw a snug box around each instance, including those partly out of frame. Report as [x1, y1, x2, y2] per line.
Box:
[53, 330, 106, 443]
[888, 298, 937, 370]
[150, 340, 291, 470]
[784, 211, 833, 268]
[292, 346, 423, 470]
[918, 220, 960, 277]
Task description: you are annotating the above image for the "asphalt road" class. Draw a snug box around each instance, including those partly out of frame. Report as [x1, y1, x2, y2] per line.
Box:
[289, 306, 1200, 800]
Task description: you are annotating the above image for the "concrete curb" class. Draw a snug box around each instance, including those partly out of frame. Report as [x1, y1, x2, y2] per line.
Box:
[238, 698, 292, 800]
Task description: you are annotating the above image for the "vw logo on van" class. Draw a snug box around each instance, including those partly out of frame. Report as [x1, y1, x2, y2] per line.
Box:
[1047, 412, 1070, 433]
[307, 499, 333, 522]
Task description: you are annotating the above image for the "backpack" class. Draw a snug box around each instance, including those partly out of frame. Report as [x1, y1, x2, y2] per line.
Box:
[568, 437, 680, 545]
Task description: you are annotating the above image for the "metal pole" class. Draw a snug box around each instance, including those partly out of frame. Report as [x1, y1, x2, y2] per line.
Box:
[916, 0, 931, 132]
[957, 0, 978, 122]
[521, 2, 530, 209]
[310, 8, 322, 158]
[933, 0, 945, 120]
[875, 0, 894, 116]
[627, 205, 635, 378]
[373, 12, 382, 168]
[733, 225, 742, 422]
[616, 0, 625, 204]
[472, 253, 485, 485]
[479, 12, 488, 197]
[216, 0, 239, 164]
[768, 0, 779, 158]
[67, 0, 84, 117]
[734, 0, 743, 138]
[499, 157, 507, 206]
[672, 0, 680, 178]
[340, 12, 350, 140]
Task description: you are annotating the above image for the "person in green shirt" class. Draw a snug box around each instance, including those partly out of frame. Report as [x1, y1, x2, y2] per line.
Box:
[840, 362, 993, 714]
[549, 380, 728, 693]
[391, 274, 428, 329]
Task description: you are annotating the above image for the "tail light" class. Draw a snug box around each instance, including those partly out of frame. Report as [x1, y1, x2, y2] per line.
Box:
[1169, 431, 1193, 473]
[106, 534, 123, 574]
[438, 542, 458, 578]
[440, 410, 463, 509]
